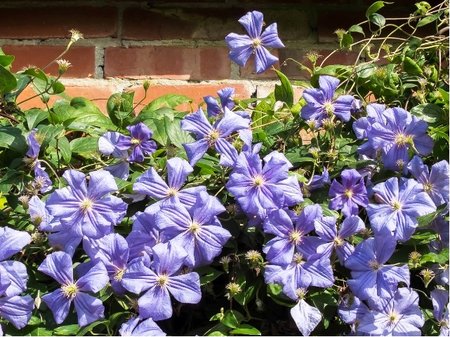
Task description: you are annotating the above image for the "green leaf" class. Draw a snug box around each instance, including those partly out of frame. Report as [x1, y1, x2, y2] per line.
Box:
[70, 137, 99, 155]
[0, 126, 26, 152]
[403, 56, 423, 75]
[417, 12, 441, 27]
[0, 54, 14, 68]
[366, 1, 385, 18]
[23, 67, 48, 82]
[197, 266, 224, 286]
[142, 118, 168, 146]
[58, 136, 72, 163]
[409, 230, 438, 245]
[141, 94, 191, 113]
[107, 91, 135, 127]
[230, 324, 261, 336]
[221, 310, 244, 329]
[355, 63, 377, 78]
[0, 65, 17, 94]
[420, 248, 449, 264]
[348, 24, 365, 36]
[417, 204, 448, 228]
[37, 124, 65, 148]
[53, 324, 80, 336]
[312, 65, 352, 83]
[51, 80, 65, 94]
[274, 69, 294, 107]
[165, 116, 194, 148]
[340, 33, 353, 50]
[410, 103, 442, 123]
[25, 108, 49, 130]
[369, 13, 386, 27]
[135, 107, 176, 123]
[77, 319, 108, 336]
[65, 97, 115, 131]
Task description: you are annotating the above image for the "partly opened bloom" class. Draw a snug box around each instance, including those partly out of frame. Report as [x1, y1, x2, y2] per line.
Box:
[345, 237, 410, 300]
[98, 131, 130, 179]
[181, 107, 250, 166]
[301, 76, 357, 127]
[367, 177, 436, 242]
[357, 288, 424, 336]
[38, 251, 109, 327]
[46, 169, 127, 238]
[431, 288, 449, 336]
[119, 316, 165, 336]
[225, 11, 285, 73]
[116, 123, 157, 163]
[329, 169, 368, 217]
[204, 87, 235, 117]
[122, 242, 201, 321]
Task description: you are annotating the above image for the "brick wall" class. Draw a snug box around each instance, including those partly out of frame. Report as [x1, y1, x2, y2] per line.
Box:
[0, 0, 421, 112]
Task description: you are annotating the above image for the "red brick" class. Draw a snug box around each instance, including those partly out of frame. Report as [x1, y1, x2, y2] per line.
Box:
[104, 46, 231, 80]
[3, 46, 96, 78]
[317, 10, 365, 43]
[0, 7, 117, 39]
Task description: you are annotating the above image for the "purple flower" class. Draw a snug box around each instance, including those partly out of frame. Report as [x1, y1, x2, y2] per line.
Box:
[226, 150, 303, 219]
[181, 107, 250, 166]
[38, 251, 109, 327]
[133, 157, 206, 209]
[345, 237, 410, 300]
[83, 233, 130, 294]
[367, 177, 436, 242]
[301, 76, 357, 127]
[204, 87, 235, 117]
[314, 215, 365, 265]
[122, 242, 201, 321]
[156, 191, 230, 267]
[0, 295, 34, 331]
[431, 288, 449, 336]
[262, 205, 323, 266]
[26, 129, 40, 159]
[357, 288, 424, 336]
[407, 156, 449, 207]
[329, 169, 368, 218]
[338, 293, 369, 334]
[46, 169, 127, 239]
[353, 103, 387, 140]
[119, 316, 166, 336]
[302, 168, 330, 197]
[367, 107, 434, 171]
[32, 162, 52, 193]
[290, 294, 322, 336]
[116, 123, 157, 163]
[99, 131, 130, 179]
[225, 11, 284, 74]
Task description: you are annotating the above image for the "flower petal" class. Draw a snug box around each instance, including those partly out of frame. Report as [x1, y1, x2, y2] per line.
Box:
[38, 251, 73, 285]
[42, 289, 72, 324]
[73, 292, 105, 327]
[0, 227, 31, 261]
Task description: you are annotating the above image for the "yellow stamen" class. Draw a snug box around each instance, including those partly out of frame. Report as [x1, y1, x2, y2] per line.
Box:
[61, 283, 78, 299]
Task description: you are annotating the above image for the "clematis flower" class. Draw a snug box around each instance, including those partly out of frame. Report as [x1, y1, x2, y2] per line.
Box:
[301, 76, 357, 127]
[302, 168, 330, 197]
[431, 288, 449, 336]
[38, 251, 109, 327]
[116, 123, 157, 163]
[353, 103, 387, 157]
[407, 156, 449, 207]
[328, 169, 368, 218]
[226, 150, 303, 219]
[290, 290, 322, 336]
[338, 293, 370, 334]
[345, 237, 410, 301]
[367, 177, 436, 242]
[119, 316, 166, 336]
[262, 205, 323, 266]
[25, 129, 52, 193]
[314, 215, 365, 265]
[204, 87, 235, 117]
[225, 11, 285, 74]
[122, 242, 201, 321]
[367, 107, 434, 171]
[46, 169, 127, 239]
[357, 288, 424, 336]
[156, 191, 231, 267]
[181, 107, 250, 166]
[26, 129, 40, 159]
[98, 131, 130, 179]
[133, 157, 206, 209]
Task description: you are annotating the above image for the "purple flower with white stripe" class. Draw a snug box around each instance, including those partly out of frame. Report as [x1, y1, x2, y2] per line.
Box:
[122, 242, 201, 321]
[314, 215, 365, 265]
[345, 237, 410, 301]
[157, 191, 230, 267]
[46, 169, 127, 239]
[133, 157, 206, 209]
[407, 155, 449, 207]
[181, 107, 250, 167]
[301, 76, 357, 127]
[225, 11, 285, 74]
[367, 177, 436, 242]
[38, 251, 109, 327]
[116, 123, 157, 163]
[119, 316, 165, 336]
[328, 169, 368, 218]
[204, 87, 235, 117]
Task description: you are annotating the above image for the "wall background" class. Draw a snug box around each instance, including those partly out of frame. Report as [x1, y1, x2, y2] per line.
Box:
[0, 0, 423, 112]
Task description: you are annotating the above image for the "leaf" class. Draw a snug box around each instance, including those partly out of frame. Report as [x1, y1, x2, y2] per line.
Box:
[57, 136, 72, 163]
[107, 91, 135, 127]
[165, 117, 194, 148]
[420, 248, 449, 264]
[77, 319, 108, 336]
[410, 103, 442, 124]
[141, 94, 191, 113]
[340, 33, 353, 50]
[70, 136, 99, 154]
[25, 108, 49, 130]
[51, 80, 65, 94]
[369, 13, 386, 27]
[36, 124, 65, 148]
[135, 107, 176, 123]
[417, 204, 448, 228]
[0, 54, 14, 68]
[65, 97, 115, 131]
[53, 324, 80, 336]
[0, 65, 17, 94]
[221, 310, 244, 329]
[0, 126, 26, 152]
[355, 63, 377, 78]
[198, 266, 224, 285]
[403, 56, 423, 75]
[274, 69, 294, 107]
[348, 24, 365, 36]
[417, 12, 441, 27]
[366, 1, 385, 18]
[230, 324, 261, 336]
[312, 65, 352, 83]
[290, 299, 322, 336]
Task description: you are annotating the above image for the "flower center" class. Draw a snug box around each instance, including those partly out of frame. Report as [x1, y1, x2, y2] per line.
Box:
[252, 38, 262, 48]
[167, 187, 178, 197]
[333, 236, 344, 246]
[391, 200, 403, 211]
[157, 274, 169, 287]
[323, 102, 335, 116]
[208, 129, 221, 144]
[396, 159, 405, 170]
[79, 198, 94, 213]
[423, 182, 433, 192]
[114, 268, 125, 281]
[344, 189, 353, 199]
[61, 283, 78, 299]
[289, 230, 303, 245]
[388, 311, 399, 326]
[189, 221, 201, 234]
[394, 133, 413, 147]
[252, 174, 265, 187]
[368, 259, 381, 271]
[293, 253, 305, 265]
[131, 138, 141, 145]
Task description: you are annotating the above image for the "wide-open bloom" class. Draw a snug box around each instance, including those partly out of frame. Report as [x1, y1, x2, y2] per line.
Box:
[357, 288, 424, 336]
[225, 11, 285, 74]
[116, 123, 157, 163]
[181, 107, 250, 166]
[204, 87, 235, 117]
[122, 242, 201, 321]
[367, 107, 434, 171]
[314, 215, 365, 265]
[345, 237, 410, 300]
[367, 177, 436, 242]
[407, 155, 449, 207]
[329, 169, 368, 218]
[156, 191, 231, 267]
[227, 150, 302, 219]
[38, 251, 109, 327]
[119, 317, 165, 336]
[301, 76, 357, 127]
[133, 157, 206, 209]
[46, 169, 127, 238]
